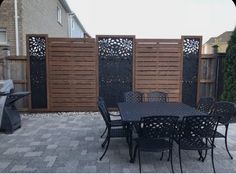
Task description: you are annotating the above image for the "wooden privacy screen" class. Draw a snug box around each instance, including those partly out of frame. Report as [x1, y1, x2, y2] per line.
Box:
[28, 36, 185, 111]
[47, 38, 97, 111]
[135, 39, 183, 102]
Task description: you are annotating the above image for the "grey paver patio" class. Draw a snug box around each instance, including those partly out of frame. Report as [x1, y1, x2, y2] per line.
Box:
[0, 112, 235, 173]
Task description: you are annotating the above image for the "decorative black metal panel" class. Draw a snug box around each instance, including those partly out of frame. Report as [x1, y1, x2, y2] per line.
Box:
[182, 37, 201, 107]
[28, 36, 47, 109]
[98, 36, 134, 107]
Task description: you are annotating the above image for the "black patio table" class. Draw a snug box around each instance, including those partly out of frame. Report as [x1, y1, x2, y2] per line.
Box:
[117, 102, 206, 162]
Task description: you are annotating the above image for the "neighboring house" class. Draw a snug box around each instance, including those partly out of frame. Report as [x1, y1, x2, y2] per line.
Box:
[69, 13, 90, 38]
[202, 31, 232, 54]
[0, 0, 89, 57]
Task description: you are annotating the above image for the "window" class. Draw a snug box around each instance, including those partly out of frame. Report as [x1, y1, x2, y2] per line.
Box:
[57, 6, 62, 24]
[0, 29, 7, 45]
[72, 20, 74, 29]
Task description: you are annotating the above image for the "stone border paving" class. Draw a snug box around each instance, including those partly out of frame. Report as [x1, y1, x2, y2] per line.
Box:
[0, 112, 235, 173]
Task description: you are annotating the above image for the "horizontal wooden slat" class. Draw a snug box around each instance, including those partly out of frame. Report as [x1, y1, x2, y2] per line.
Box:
[200, 54, 214, 59]
[199, 80, 215, 83]
[6, 56, 27, 60]
[48, 52, 95, 57]
[49, 57, 96, 62]
[13, 80, 27, 84]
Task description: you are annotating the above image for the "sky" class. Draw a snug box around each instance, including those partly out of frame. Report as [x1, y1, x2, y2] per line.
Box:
[67, 0, 236, 43]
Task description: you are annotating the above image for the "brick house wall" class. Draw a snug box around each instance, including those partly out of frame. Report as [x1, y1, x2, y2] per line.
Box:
[21, 0, 70, 55]
[0, 0, 70, 56]
[0, 0, 18, 57]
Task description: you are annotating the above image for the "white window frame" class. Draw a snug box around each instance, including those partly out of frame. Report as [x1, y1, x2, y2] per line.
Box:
[57, 6, 62, 24]
[0, 29, 7, 45]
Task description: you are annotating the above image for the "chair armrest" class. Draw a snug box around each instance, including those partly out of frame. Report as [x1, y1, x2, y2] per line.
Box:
[110, 113, 121, 117]
[110, 112, 121, 117]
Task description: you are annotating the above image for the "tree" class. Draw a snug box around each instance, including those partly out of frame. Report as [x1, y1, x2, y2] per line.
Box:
[221, 27, 236, 102]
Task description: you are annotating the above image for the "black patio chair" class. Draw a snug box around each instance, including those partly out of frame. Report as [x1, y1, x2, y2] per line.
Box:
[97, 98, 128, 160]
[124, 91, 143, 103]
[98, 97, 122, 138]
[133, 116, 179, 173]
[196, 97, 215, 114]
[147, 91, 168, 102]
[175, 115, 219, 173]
[210, 101, 235, 159]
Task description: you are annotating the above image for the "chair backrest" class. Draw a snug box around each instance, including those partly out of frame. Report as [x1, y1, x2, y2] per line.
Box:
[196, 97, 215, 114]
[139, 116, 179, 139]
[124, 91, 143, 103]
[97, 97, 111, 126]
[147, 91, 168, 102]
[179, 115, 219, 139]
[210, 101, 235, 125]
[98, 97, 109, 114]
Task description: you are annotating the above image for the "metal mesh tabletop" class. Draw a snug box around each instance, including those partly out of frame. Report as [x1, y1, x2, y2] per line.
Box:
[118, 102, 206, 122]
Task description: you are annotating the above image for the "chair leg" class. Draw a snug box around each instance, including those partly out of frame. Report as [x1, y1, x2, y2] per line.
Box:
[198, 150, 204, 161]
[160, 152, 164, 161]
[170, 149, 174, 173]
[202, 138, 208, 162]
[133, 144, 138, 162]
[101, 127, 107, 138]
[178, 147, 183, 173]
[225, 125, 233, 159]
[100, 137, 110, 160]
[101, 137, 108, 148]
[202, 150, 208, 162]
[167, 150, 171, 161]
[211, 147, 216, 173]
[138, 148, 141, 173]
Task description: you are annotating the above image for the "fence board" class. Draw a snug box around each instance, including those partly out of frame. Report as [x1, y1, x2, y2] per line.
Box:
[199, 54, 217, 98]
[0, 56, 29, 111]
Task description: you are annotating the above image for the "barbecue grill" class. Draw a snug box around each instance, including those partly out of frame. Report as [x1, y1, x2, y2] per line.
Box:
[0, 79, 30, 133]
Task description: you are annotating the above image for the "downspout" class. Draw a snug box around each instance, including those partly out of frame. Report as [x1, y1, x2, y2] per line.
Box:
[14, 0, 19, 56]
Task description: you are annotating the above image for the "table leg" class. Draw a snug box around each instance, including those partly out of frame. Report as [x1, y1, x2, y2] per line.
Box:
[127, 123, 135, 163]
[129, 123, 134, 163]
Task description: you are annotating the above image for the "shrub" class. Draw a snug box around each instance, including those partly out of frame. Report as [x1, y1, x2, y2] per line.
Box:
[221, 27, 236, 102]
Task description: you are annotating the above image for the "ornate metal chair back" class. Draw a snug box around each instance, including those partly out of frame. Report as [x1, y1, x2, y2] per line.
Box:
[124, 91, 143, 103]
[179, 115, 219, 139]
[147, 91, 168, 102]
[197, 97, 215, 114]
[97, 97, 111, 126]
[139, 116, 179, 139]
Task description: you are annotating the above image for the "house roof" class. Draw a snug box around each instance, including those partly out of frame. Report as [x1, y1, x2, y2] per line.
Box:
[205, 31, 233, 44]
[59, 0, 72, 13]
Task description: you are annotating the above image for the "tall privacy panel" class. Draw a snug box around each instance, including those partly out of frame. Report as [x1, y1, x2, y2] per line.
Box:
[97, 36, 135, 107]
[27, 35, 48, 110]
[182, 36, 202, 107]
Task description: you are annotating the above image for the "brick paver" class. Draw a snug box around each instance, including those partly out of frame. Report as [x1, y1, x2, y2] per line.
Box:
[0, 112, 235, 173]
